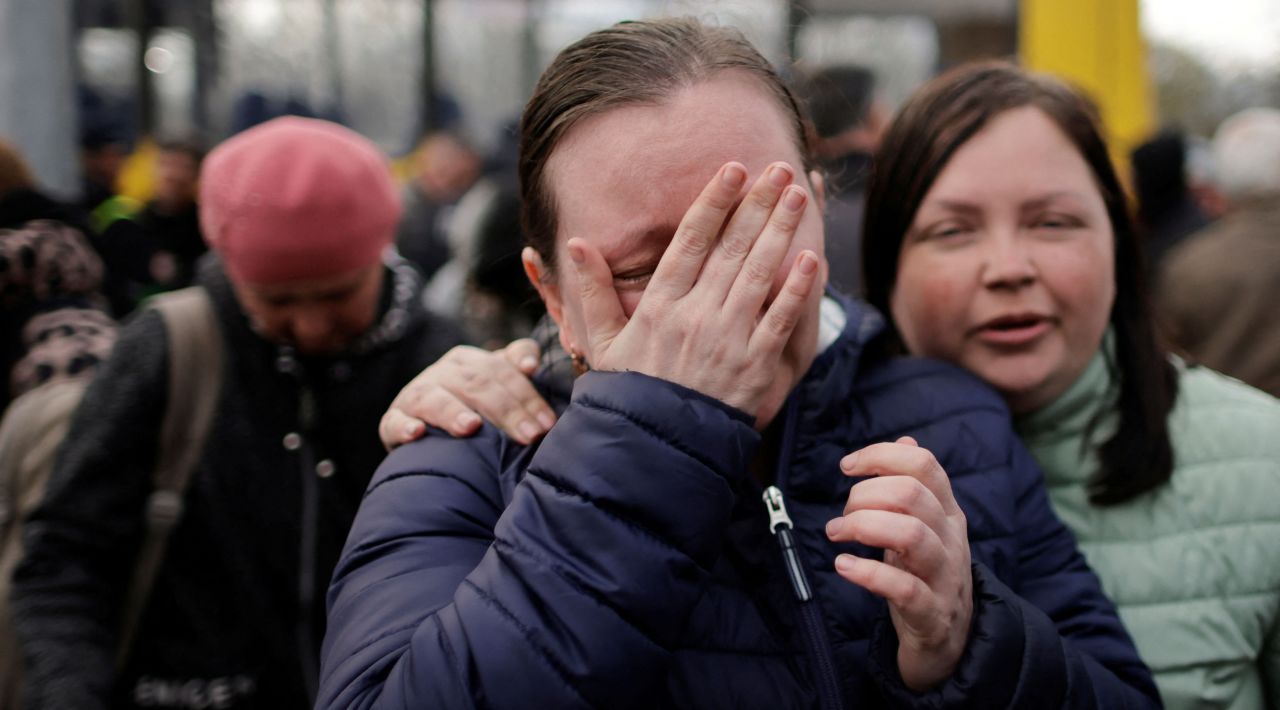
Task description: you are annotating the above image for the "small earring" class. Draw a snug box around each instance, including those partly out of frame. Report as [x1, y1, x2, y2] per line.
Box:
[570, 349, 590, 376]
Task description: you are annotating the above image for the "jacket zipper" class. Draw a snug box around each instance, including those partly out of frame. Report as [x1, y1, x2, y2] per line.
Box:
[763, 486, 844, 710]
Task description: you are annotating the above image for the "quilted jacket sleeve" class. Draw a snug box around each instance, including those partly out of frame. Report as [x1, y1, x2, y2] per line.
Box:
[317, 371, 759, 709]
[870, 433, 1160, 708]
[1000, 441, 1160, 707]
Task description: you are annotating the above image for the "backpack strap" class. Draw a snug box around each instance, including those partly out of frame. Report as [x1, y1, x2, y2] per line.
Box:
[116, 287, 224, 665]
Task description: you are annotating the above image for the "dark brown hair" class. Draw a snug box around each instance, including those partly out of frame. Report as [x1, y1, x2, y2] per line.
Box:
[0, 139, 37, 197]
[156, 137, 206, 166]
[518, 17, 813, 276]
[862, 62, 1178, 506]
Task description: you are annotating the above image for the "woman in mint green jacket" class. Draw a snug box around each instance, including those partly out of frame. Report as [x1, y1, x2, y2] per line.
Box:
[858, 64, 1280, 709]
[378, 64, 1280, 708]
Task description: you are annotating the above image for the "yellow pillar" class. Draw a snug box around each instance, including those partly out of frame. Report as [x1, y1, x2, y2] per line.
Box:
[1020, 0, 1155, 175]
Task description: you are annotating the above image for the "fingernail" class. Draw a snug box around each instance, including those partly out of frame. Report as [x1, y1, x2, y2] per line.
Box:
[782, 186, 806, 212]
[536, 411, 556, 430]
[826, 518, 843, 537]
[769, 164, 792, 188]
[835, 554, 855, 572]
[722, 163, 746, 188]
[404, 421, 424, 437]
[841, 453, 858, 471]
[455, 412, 480, 430]
[798, 251, 817, 275]
[519, 420, 540, 442]
[568, 242, 585, 264]
[521, 356, 538, 370]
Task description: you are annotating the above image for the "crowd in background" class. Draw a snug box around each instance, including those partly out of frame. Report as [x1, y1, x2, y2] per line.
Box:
[5, 59, 1278, 397]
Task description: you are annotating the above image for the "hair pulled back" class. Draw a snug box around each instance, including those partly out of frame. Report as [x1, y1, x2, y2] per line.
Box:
[519, 17, 812, 276]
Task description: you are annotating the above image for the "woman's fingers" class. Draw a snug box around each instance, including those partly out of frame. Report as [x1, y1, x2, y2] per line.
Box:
[568, 237, 628, 361]
[826, 509, 948, 580]
[378, 408, 427, 451]
[841, 475, 948, 533]
[746, 250, 819, 359]
[498, 337, 556, 434]
[726, 183, 808, 316]
[378, 386, 482, 450]
[376, 341, 555, 448]
[696, 162, 794, 295]
[502, 338, 543, 375]
[486, 356, 556, 439]
[839, 439, 961, 516]
[835, 554, 932, 617]
[645, 162, 747, 301]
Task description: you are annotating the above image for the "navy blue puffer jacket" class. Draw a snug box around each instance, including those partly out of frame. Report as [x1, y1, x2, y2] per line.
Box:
[318, 297, 1159, 709]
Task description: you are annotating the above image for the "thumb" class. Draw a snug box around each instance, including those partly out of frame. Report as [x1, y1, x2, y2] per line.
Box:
[567, 237, 627, 360]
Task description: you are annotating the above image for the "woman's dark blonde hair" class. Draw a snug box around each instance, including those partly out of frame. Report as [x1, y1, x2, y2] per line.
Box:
[518, 17, 814, 276]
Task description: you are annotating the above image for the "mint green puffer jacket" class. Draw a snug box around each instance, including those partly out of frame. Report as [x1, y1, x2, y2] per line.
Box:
[1018, 349, 1280, 710]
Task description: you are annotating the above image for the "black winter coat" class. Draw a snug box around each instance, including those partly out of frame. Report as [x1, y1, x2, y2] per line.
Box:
[12, 257, 465, 709]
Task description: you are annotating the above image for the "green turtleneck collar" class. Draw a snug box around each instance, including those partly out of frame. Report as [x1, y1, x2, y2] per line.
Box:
[1014, 332, 1119, 484]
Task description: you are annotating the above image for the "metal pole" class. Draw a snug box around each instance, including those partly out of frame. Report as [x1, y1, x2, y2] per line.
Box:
[323, 0, 344, 116]
[0, 0, 79, 196]
[521, 0, 541, 99]
[191, 0, 219, 138]
[786, 0, 809, 65]
[128, 0, 155, 138]
[421, 0, 437, 137]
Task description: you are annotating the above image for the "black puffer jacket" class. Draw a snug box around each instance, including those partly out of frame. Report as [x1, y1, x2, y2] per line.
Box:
[12, 256, 464, 709]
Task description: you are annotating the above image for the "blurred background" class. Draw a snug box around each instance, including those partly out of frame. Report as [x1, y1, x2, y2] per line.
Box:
[2, 0, 1277, 199]
[2, 0, 1276, 346]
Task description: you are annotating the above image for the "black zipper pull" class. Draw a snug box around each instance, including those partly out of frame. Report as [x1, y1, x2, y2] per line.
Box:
[763, 486, 812, 602]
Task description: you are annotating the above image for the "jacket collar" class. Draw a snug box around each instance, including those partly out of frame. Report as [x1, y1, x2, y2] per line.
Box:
[195, 252, 430, 380]
[1014, 332, 1117, 485]
[804, 288, 885, 383]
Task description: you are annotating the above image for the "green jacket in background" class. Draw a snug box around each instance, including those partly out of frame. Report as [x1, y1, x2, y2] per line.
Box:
[1019, 347, 1280, 710]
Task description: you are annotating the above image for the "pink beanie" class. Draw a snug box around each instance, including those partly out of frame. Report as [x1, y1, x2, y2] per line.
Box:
[199, 116, 401, 284]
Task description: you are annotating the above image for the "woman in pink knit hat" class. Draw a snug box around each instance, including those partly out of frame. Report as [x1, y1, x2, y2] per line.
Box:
[11, 116, 465, 709]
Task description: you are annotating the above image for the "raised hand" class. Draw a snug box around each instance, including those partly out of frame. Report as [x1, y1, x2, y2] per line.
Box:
[825, 436, 973, 692]
[378, 339, 554, 449]
[567, 161, 821, 421]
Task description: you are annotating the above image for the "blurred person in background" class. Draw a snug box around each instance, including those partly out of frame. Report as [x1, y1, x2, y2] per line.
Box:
[0, 225, 112, 416]
[0, 220, 116, 706]
[387, 61, 1280, 710]
[396, 130, 481, 283]
[0, 140, 101, 413]
[419, 120, 540, 348]
[796, 65, 887, 296]
[1158, 107, 1280, 397]
[431, 179, 542, 349]
[95, 139, 209, 316]
[80, 126, 130, 225]
[0, 139, 90, 235]
[1129, 130, 1213, 277]
[11, 116, 465, 710]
